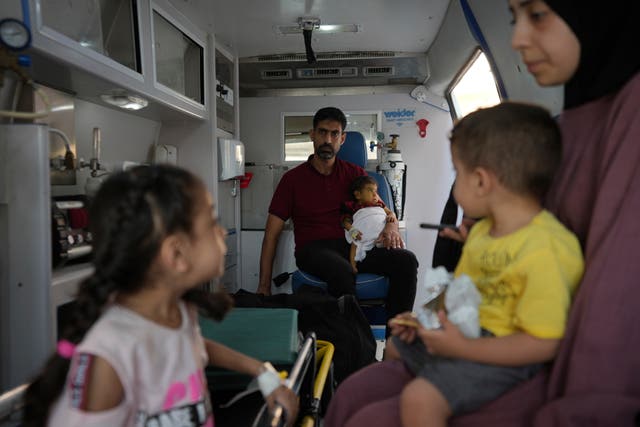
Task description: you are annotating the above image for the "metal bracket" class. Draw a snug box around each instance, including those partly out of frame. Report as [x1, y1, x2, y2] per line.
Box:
[298, 17, 320, 31]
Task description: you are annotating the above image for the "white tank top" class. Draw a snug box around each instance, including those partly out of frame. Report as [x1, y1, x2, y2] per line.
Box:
[47, 301, 214, 427]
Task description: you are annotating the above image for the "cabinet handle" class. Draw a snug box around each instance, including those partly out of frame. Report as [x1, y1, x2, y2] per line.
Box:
[216, 84, 228, 95]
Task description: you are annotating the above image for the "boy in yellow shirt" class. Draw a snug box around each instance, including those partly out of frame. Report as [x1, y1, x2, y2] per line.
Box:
[388, 102, 584, 426]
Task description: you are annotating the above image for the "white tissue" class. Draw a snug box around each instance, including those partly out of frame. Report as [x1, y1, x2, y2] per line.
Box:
[417, 268, 481, 338]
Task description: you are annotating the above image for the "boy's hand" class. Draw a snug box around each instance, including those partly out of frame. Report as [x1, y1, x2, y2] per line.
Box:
[417, 311, 468, 358]
[388, 312, 420, 343]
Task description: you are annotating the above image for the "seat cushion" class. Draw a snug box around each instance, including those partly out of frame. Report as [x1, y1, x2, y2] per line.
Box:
[291, 270, 389, 300]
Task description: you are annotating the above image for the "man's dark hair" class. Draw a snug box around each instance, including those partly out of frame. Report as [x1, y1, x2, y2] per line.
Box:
[313, 107, 347, 131]
[450, 101, 562, 200]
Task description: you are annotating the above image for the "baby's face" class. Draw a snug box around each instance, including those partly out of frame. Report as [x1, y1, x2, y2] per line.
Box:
[355, 183, 379, 204]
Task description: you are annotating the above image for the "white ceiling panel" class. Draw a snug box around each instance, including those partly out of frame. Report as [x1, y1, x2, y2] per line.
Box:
[211, 0, 451, 57]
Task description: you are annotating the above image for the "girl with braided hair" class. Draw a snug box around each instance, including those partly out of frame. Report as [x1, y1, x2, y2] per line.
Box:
[23, 165, 298, 427]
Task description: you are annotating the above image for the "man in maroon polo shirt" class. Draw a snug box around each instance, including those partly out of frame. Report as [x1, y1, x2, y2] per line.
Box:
[257, 107, 417, 324]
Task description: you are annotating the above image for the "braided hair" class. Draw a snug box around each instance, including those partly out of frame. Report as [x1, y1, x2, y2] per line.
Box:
[23, 164, 232, 426]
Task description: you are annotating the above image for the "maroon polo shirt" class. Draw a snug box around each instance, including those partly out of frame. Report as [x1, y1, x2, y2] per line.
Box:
[269, 156, 366, 253]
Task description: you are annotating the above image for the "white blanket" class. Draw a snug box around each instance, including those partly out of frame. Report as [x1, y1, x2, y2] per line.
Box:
[345, 206, 387, 261]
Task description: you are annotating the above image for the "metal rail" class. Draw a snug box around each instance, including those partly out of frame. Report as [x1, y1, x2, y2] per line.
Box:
[0, 384, 27, 421]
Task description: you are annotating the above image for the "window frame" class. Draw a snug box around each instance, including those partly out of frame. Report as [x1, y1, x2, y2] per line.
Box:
[445, 48, 503, 121]
[281, 110, 382, 166]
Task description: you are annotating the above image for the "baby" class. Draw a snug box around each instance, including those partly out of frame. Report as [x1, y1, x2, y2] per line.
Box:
[341, 175, 396, 272]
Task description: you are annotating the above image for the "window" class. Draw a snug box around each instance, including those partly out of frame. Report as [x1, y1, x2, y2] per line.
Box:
[447, 50, 501, 119]
[284, 112, 380, 162]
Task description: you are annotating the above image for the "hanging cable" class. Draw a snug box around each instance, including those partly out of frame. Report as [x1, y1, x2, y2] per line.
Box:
[303, 28, 316, 64]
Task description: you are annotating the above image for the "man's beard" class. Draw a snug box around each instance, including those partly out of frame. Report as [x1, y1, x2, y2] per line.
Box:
[316, 143, 335, 160]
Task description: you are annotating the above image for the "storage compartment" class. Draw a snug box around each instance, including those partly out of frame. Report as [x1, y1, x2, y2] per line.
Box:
[39, 0, 140, 72]
[152, 7, 204, 104]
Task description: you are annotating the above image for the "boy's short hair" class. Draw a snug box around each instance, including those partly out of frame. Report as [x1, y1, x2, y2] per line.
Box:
[350, 175, 377, 199]
[450, 102, 561, 200]
[313, 107, 348, 131]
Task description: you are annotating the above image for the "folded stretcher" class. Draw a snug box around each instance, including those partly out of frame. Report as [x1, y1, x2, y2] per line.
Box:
[199, 307, 334, 427]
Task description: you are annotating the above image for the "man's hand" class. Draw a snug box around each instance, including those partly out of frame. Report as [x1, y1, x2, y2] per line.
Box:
[377, 221, 404, 249]
[257, 282, 272, 296]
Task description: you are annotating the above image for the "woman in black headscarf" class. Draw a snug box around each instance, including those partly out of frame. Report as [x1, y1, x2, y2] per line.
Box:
[507, 0, 640, 425]
[325, 1, 640, 426]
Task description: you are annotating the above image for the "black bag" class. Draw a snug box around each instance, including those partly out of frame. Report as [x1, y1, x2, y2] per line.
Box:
[233, 286, 376, 383]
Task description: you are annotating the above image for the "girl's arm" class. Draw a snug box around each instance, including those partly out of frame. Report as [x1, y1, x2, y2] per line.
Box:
[204, 338, 300, 425]
[204, 338, 263, 376]
[417, 311, 560, 366]
[71, 354, 125, 411]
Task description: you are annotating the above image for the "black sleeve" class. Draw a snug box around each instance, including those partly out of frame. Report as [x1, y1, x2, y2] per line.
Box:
[431, 185, 463, 272]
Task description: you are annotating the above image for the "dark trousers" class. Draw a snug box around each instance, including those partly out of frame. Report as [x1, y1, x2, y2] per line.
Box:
[295, 239, 418, 321]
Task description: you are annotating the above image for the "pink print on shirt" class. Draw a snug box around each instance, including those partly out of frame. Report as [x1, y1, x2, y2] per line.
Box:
[138, 370, 213, 427]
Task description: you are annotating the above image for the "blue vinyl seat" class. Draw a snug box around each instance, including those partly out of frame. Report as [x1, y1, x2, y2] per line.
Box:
[291, 131, 392, 325]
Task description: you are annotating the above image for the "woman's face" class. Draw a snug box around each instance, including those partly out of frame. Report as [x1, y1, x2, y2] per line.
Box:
[509, 0, 581, 86]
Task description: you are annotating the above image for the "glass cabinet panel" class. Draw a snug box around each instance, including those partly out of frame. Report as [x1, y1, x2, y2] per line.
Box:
[39, 0, 140, 72]
[153, 10, 204, 104]
[215, 49, 235, 133]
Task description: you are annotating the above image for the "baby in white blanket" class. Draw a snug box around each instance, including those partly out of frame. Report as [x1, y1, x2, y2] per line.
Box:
[341, 175, 396, 272]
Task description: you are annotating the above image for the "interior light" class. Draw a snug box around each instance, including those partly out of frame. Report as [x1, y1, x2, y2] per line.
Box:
[317, 24, 359, 33]
[275, 22, 360, 35]
[100, 93, 149, 111]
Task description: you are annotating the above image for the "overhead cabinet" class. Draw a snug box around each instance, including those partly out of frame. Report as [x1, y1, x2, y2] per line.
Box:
[215, 48, 235, 134]
[151, 4, 205, 106]
[24, 0, 208, 120]
[38, 0, 141, 74]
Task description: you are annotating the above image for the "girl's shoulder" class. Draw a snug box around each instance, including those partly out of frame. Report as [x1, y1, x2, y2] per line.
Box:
[77, 302, 193, 357]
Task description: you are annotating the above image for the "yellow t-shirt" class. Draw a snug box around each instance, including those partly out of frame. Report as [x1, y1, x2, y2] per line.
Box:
[454, 210, 584, 339]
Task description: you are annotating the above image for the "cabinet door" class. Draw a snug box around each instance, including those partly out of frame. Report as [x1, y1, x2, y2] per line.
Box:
[151, 6, 204, 105]
[37, 0, 141, 73]
[215, 49, 235, 134]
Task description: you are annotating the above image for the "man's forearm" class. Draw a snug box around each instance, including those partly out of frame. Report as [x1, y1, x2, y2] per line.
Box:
[258, 214, 286, 294]
[258, 238, 276, 291]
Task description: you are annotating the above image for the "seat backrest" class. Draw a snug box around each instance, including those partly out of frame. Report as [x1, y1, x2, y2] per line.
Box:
[337, 131, 368, 168]
[337, 131, 395, 211]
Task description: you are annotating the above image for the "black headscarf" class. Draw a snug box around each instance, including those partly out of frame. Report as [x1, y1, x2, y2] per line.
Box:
[545, 0, 640, 109]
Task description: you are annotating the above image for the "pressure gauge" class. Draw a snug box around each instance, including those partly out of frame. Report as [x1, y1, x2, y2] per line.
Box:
[0, 18, 31, 51]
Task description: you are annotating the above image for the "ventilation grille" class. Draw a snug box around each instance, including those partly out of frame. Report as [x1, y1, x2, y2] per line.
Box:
[261, 69, 293, 80]
[363, 66, 395, 76]
[296, 67, 358, 79]
[255, 51, 397, 62]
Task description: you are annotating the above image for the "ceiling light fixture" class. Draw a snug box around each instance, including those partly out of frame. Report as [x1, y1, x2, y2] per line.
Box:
[100, 92, 149, 111]
[275, 18, 360, 35]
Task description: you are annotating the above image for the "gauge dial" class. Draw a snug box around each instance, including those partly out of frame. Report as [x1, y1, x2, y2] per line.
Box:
[0, 19, 31, 51]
